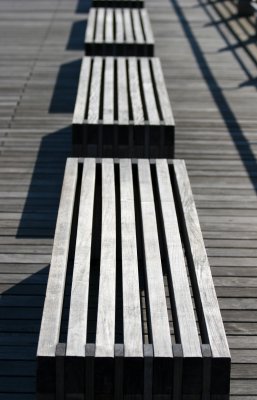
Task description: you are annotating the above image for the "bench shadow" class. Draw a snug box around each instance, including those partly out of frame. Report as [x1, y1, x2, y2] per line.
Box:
[66, 20, 87, 51]
[49, 59, 82, 113]
[0, 266, 49, 399]
[169, 0, 257, 193]
[76, 0, 92, 13]
[16, 127, 71, 238]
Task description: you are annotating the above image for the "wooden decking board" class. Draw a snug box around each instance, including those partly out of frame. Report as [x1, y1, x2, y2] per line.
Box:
[0, 0, 256, 398]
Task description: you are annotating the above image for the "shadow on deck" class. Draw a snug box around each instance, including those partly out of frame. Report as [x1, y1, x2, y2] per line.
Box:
[170, 0, 257, 193]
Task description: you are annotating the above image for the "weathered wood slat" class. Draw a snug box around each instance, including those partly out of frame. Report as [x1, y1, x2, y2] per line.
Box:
[37, 159, 78, 398]
[37, 158, 78, 357]
[117, 58, 129, 126]
[173, 160, 231, 398]
[66, 159, 96, 357]
[128, 58, 144, 126]
[137, 159, 173, 398]
[87, 57, 103, 125]
[103, 58, 114, 125]
[95, 159, 116, 359]
[119, 159, 143, 358]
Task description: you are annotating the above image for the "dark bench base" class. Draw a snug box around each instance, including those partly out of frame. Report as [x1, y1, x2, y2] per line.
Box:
[72, 124, 174, 158]
[92, 0, 144, 8]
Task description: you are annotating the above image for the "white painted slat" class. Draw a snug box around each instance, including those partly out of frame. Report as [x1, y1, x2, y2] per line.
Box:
[173, 160, 230, 359]
[66, 159, 96, 357]
[37, 159, 78, 357]
[73, 58, 91, 125]
[95, 159, 116, 358]
[120, 159, 143, 358]
[137, 159, 172, 358]
[156, 159, 201, 358]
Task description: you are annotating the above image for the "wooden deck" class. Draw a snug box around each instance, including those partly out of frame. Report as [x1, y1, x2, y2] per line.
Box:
[0, 0, 256, 398]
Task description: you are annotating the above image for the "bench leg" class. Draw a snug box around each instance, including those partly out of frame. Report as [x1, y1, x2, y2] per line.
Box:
[238, 0, 254, 16]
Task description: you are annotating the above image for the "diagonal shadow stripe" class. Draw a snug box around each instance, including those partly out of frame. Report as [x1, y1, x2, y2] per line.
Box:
[169, 0, 257, 193]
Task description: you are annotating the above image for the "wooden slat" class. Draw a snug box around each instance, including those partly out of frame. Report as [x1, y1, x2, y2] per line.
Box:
[103, 58, 114, 125]
[119, 159, 143, 358]
[140, 9, 154, 45]
[173, 160, 230, 359]
[151, 58, 174, 126]
[115, 9, 124, 43]
[87, 57, 103, 124]
[128, 58, 144, 126]
[95, 8, 105, 43]
[95, 159, 116, 358]
[85, 8, 97, 44]
[132, 9, 144, 44]
[73, 58, 91, 125]
[137, 159, 172, 358]
[37, 158, 78, 357]
[156, 159, 201, 357]
[105, 9, 114, 43]
[66, 159, 96, 357]
[117, 58, 129, 125]
[124, 9, 134, 44]
[140, 59, 159, 125]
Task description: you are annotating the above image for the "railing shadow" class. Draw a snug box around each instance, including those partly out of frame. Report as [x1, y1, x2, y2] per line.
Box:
[169, 0, 257, 193]
[202, 0, 257, 88]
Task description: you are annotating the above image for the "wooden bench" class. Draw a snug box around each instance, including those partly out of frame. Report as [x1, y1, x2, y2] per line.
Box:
[37, 158, 231, 400]
[85, 8, 154, 56]
[72, 57, 175, 158]
[92, 0, 144, 8]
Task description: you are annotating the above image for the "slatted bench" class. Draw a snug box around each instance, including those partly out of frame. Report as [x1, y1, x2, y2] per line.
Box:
[72, 57, 175, 158]
[37, 158, 231, 400]
[92, 0, 144, 8]
[85, 8, 154, 56]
